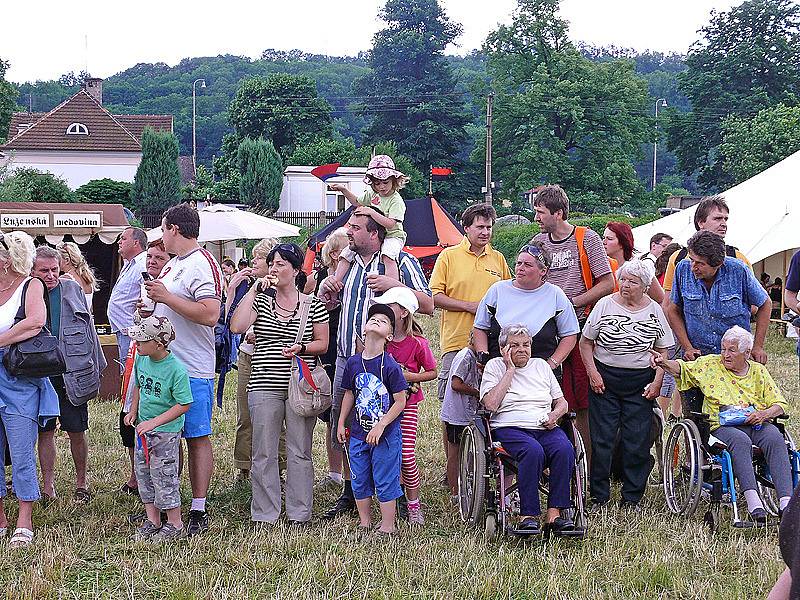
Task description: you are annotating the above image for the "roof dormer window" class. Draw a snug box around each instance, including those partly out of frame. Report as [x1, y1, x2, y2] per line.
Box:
[65, 123, 89, 135]
[17, 124, 32, 134]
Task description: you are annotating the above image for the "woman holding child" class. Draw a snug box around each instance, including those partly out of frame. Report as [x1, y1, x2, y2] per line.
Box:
[231, 243, 329, 526]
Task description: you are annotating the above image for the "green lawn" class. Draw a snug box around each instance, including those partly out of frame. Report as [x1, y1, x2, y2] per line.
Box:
[5, 318, 796, 599]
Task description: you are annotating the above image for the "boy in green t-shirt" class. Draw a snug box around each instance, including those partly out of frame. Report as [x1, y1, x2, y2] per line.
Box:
[124, 315, 193, 541]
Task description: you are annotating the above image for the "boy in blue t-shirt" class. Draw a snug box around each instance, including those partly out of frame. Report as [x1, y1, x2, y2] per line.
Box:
[124, 315, 193, 541]
[337, 303, 407, 535]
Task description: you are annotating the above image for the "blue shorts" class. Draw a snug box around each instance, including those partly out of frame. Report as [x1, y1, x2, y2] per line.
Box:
[348, 427, 402, 502]
[183, 377, 214, 438]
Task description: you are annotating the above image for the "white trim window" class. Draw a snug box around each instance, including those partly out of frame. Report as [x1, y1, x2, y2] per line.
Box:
[65, 123, 89, 135]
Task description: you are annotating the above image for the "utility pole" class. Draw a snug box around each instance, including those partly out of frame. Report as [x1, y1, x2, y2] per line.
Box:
[484, 92, 494, 204]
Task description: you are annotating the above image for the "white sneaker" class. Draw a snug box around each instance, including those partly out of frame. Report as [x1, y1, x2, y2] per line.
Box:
[408, 503, 424, 525]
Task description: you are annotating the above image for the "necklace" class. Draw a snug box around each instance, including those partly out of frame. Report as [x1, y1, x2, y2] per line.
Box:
[0, 275, 21, 294]
[274, 292, 300, 319]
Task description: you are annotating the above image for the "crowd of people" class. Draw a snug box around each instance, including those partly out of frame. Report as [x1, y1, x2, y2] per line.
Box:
[0, 158, 797, 593]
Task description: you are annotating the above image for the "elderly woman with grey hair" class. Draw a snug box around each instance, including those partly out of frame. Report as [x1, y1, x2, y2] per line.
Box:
[579, 259, 675, 510]
[654, 325, 792, 525]
[480, 324, 578, 535]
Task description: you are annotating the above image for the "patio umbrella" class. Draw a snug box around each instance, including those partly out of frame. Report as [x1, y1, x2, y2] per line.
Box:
[146, 203, 300, 243]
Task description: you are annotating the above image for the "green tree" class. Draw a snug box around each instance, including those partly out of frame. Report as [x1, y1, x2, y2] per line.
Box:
[357, 0, 471, 174]
[228, 73, 333, 158]
[130, 128, 182, 214]
[183, 165, 214, 201]
[666, 0, 800, 191]
[75, 178, 133, 207]
[483, 0, 652, 210]
[0, 168, 76, 202]
[237, 137, 283, 212]
[0, 58, 18, 143]
[719, 104, 800, 184]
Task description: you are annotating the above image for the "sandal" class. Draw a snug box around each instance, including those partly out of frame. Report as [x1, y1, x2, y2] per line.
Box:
[119, 483, 139, 497]
[74, 488, 91, 504]
[9, 527, 33, 548]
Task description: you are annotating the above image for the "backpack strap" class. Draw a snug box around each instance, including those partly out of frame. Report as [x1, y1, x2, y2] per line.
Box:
[14, 277, 52, 333]
[294, 294, 313, 346]
[574, 226, 594, 293]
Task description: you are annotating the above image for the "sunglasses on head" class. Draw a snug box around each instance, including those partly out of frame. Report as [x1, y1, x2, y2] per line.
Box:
[275, 243, 301, 260]
[519, 244, 550, 268]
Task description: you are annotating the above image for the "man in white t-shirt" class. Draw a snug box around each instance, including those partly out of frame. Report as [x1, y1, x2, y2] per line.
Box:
[479, 324, 580, 536]
[144, 203, 222, 537]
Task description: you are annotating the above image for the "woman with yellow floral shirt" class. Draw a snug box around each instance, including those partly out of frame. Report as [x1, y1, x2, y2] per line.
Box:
[653, 325, 792, 525]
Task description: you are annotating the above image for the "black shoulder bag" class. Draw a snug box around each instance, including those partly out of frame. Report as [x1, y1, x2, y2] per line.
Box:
[3, 278, 67, 379]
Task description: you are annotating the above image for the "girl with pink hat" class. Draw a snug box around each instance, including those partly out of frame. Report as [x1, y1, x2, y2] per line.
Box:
[328, 154, 410, 283]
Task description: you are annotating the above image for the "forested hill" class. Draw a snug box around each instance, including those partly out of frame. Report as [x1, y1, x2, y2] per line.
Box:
[10, 48, 686, 169]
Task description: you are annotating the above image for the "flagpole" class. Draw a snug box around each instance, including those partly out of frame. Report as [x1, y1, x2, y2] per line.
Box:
[428, 165, 433, 196]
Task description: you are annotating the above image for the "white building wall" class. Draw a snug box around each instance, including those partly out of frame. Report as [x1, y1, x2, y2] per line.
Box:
[1, 150, 142, 189]
[279, 166, 369, 213]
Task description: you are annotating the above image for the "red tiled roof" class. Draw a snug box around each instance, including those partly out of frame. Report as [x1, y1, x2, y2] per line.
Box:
[1, 90, 173, 153]
[6, 112, 46, 139]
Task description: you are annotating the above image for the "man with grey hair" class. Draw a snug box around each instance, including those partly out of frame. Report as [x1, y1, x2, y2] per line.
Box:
[33, 245, 106, 503]
[480, 324, 580, 535]
[109, 227, 148, 368]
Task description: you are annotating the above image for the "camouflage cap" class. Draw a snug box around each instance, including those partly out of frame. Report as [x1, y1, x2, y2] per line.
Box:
[127, 315, 176, 347]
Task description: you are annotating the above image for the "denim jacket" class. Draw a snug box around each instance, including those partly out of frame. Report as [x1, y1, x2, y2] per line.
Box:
[671, 257, 768, 354]
[55, 280, 107, 405]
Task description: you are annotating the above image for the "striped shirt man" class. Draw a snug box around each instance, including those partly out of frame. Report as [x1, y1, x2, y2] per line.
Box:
[337, 250, 431, 358]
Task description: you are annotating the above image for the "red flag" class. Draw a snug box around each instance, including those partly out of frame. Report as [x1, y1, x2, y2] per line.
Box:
[431, 167, 453, 180]
[311, 163, 342, 181]
[137, 434, 150, 465]
[295, 356, 318, 391]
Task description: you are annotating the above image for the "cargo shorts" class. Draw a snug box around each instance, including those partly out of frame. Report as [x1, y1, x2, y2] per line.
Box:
[134, 430, 181, 511]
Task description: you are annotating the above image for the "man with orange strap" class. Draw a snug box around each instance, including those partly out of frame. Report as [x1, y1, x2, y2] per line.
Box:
[532, 185, 615, 458]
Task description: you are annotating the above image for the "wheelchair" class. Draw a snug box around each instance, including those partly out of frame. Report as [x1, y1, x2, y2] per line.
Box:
[662, 406, 800, 532]
[457, 410, 588, 540]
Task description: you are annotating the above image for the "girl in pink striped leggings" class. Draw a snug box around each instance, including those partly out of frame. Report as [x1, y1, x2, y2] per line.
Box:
[375, 287, 437, 525]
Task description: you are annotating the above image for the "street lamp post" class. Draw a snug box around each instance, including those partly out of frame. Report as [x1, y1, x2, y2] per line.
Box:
[192, 78, 207, 171]
[653, 98, 668, 191]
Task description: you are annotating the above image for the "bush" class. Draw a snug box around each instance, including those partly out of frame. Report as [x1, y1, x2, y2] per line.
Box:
[491, 213, 659, 268]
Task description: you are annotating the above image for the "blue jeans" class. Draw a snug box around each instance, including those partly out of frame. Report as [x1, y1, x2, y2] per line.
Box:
[182, 378, 214, 438]
[349, 427, 403, 502]
[0, 412, 40, 502]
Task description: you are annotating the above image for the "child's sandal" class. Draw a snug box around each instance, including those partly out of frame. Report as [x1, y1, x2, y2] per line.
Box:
[9, 527, 33, 548]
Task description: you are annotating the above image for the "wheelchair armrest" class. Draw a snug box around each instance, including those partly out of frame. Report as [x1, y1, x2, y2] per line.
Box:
[690, 411, 711, 422]
[564, 412, 576, 420]
[774, 414, 790, 421]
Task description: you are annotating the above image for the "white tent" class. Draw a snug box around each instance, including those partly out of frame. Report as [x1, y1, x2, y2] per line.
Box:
[632, 150, 800, 270]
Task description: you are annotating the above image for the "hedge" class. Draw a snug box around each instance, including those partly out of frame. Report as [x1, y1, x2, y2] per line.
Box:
[490, 213, 658, 268]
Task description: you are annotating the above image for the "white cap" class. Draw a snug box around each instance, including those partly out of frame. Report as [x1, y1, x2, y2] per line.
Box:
[372, 286, 419, 314]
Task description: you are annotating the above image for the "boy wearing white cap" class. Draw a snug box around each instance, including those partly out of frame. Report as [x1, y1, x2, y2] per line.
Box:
[375, 287, 437, 525]
[124, 315, 193, 541]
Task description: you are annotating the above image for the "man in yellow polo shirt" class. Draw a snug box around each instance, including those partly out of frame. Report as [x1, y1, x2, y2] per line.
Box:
[430, 203, 512, 402]
[662, 196, 752, 294]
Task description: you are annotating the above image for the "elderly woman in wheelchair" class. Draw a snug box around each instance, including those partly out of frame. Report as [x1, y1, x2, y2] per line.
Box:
[653, 325, 794, 526]
[477, 324, 584, 537]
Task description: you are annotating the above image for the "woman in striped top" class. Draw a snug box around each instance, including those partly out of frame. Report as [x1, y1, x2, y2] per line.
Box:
[230, 243, 329, 525]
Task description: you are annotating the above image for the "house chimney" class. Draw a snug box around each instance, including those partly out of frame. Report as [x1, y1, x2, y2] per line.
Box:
[83, 78, 103, 105]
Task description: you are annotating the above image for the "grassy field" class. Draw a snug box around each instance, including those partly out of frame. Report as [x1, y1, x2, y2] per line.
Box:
[4, 317, 797, 599]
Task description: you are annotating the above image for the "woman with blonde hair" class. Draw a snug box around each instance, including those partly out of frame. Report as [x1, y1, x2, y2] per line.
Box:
[227, 238, 277, 481]
[0, 231, 59, 547]
[57, 242, 98, 308]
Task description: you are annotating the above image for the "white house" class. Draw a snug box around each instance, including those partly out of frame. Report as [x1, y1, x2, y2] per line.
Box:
[0, 78, 173, 189]
[279, 165, 369, 213]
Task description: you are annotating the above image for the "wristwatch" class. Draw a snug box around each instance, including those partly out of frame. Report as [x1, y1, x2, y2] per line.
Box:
[477, 351, 490, 366]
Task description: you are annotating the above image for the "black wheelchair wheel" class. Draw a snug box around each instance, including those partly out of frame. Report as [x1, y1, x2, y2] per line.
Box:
[663, 419, 703, 516]
[571, 425, 589, 531]
[458, 425, 487, 525]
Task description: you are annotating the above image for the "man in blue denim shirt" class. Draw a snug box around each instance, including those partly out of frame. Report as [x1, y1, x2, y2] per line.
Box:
[665, 231, 770, 364]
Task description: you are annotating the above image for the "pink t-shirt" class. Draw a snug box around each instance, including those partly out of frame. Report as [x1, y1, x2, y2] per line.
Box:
[386, 334, 437, 405]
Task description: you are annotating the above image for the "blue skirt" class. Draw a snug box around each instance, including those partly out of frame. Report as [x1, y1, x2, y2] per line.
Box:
[0, 349, 60, 427]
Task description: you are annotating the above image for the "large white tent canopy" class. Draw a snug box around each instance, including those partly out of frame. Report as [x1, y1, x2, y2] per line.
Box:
[632, 150, 800, 265]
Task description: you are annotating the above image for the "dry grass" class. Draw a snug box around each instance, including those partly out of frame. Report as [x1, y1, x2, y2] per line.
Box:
[3, 318, 796, 599]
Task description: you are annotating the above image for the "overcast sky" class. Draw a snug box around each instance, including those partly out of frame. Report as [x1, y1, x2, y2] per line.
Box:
[2, 0, 739, 83]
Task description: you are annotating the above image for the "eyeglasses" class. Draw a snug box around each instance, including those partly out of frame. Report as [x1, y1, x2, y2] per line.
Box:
[519, 244, 550, 268]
